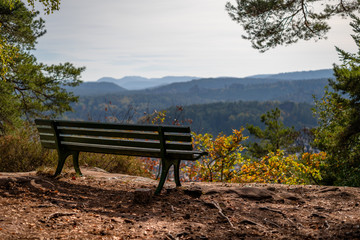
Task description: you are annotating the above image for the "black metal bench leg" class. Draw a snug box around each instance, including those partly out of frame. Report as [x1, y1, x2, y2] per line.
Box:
[72, 151, 82, 176]
[155, 159, 172, 195]
[174, 160, 181, 187]
[54, 152, 69, 177]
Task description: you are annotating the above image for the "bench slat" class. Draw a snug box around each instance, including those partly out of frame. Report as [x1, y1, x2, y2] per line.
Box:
[61, 143, 162, 158]
[166, 150, 204, 160]
[165, 134, 192, 142]
[35, 119, 191, 133]
[41, 141, 56, 149]
[35, 119, 52, 126]
[40, 140, 201, 160]
[57, 128, 160, 140]
[166, 142, 193, 151]
[37, 126, 54, 134]
[60, 136, 161, 149]
[39, 133, 55, 141]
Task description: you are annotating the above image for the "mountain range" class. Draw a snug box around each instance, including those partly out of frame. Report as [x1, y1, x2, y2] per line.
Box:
[63, 69, 335, 135]
[68, 68, 334, 96]
[97, 76, 199, 90]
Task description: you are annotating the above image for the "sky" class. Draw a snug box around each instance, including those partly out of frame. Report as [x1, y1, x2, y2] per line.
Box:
[32, 0, 358, 82]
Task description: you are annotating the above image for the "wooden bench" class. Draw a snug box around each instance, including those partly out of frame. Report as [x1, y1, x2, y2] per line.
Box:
[35, 119, 207, 195]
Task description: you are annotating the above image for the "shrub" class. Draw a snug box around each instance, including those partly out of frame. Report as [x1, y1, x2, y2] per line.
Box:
[79, 153, 149, 177]
[0, 123, 56, 172]
[237, 151, 327, 185]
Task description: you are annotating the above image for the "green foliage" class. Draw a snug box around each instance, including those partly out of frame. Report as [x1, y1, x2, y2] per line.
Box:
[5, 0, 60, 14]
[246, 108, 299, 158]
[0, 0, 60, 79]
[313, 15, 360, 186]
[25, 0, 61, 14]
[78, 153, 149, 177]
[226, 0, 359, 52]
[0, 1, 84, 133]
[0, 123, 57, 172]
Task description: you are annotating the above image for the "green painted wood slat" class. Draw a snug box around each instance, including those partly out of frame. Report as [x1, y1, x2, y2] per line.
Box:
[35, 119, 190, 133]
[37, 127, 54, 134]
[60, 136, 161, 149]
[57, 128, 160, 140]
[39, 134, 55, 141]
[42, 141, 198, 160]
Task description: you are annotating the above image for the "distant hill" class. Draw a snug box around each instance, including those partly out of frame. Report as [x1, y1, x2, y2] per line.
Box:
[144, 78, 328, 103]
[248, 69, 334, 80]
[97, 76, 199, 90]
[65, 82, 126, 96]
[148, 77, 290, 93]
[163, 101, 317, 135]
[148, 69, 333, 93]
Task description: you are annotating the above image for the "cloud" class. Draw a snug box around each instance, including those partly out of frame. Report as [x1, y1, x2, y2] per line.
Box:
[33, 0, 356, 81]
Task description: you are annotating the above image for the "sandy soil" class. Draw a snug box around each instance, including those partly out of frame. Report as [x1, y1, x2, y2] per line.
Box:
[1, 167, 360, 239]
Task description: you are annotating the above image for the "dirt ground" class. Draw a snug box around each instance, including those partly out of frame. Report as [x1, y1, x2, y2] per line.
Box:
[1, 167, 360, 239]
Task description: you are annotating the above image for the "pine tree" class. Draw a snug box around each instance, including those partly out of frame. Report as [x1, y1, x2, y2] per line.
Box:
[246, 108, 299, 158]
[313, 15, 360, 186]
[0, 1, 84, 133]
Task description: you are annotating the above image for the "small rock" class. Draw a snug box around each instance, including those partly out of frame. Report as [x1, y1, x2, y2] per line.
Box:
[133, 188, 152, 204]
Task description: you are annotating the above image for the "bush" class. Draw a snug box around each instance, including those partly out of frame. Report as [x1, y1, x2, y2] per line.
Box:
[79, 153, 149, 177]
[0, 123, 56, 172]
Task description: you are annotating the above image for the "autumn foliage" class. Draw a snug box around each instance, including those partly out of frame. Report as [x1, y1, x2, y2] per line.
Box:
[236, 151, 327, 185]
[189, 129, 247, 182]
[181, 130, 326, 185]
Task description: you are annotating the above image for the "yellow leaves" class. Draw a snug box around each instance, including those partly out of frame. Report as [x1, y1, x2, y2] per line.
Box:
[235, 151, 327, 185]
[188, 128, 326, 185]
[191, 128, 247, 182]
[151, 110, 166, 124]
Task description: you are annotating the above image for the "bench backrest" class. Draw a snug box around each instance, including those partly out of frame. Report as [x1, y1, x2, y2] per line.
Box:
[35, 119, 196, 160]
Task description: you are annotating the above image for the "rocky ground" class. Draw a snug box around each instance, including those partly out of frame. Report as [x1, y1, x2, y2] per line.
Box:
[1, 167, 360, 239]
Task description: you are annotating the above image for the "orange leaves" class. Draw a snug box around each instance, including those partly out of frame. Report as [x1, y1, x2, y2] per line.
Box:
[151, 110, 166, 124]
[142, 157, 159, 179]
